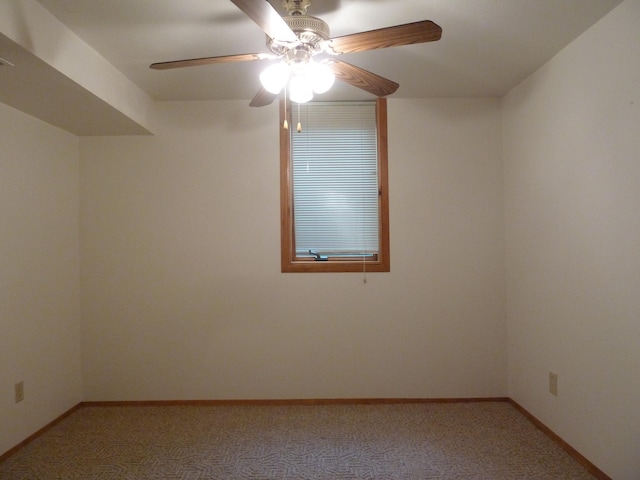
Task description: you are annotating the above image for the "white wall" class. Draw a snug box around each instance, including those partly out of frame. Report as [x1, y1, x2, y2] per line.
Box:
[0, 103, 82, 456]
[502, 0, 640, 478]
[79, 98, 506, 402]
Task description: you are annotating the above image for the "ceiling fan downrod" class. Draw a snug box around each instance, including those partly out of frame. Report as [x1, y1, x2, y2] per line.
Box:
[282, 0, 311, 16]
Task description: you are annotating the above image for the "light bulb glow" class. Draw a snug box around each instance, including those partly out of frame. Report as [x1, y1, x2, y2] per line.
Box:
[309, 61, 335, 94]
[289, 74, 314, 104]
[260, 56, 335, 103]
[259, 62, 290, 94]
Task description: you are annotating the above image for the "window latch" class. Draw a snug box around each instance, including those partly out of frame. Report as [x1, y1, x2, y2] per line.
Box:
[309, 250, 328, 261]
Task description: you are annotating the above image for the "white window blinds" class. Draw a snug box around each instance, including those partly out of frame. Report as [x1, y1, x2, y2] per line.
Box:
[291, 101, 380, 257]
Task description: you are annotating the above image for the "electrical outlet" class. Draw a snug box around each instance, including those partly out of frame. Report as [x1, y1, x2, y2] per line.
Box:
[549, 372, 558, 396]
[15, 381, 24, 403]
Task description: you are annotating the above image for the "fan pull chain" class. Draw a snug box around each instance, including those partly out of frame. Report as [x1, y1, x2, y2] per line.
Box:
[283, 84, 289, 130]
[296, 102, 302, 132]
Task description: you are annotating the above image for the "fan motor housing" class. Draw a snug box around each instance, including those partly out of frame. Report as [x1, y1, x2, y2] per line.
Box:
[267, 15, 330, 56]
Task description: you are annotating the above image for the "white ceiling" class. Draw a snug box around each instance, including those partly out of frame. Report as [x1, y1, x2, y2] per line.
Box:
[0, 0, 624, 134]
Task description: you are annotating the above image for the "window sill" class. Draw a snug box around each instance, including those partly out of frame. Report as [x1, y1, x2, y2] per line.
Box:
[281, 259, 390, 273]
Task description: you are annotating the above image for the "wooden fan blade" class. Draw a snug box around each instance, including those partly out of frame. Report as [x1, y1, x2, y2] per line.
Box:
[329, 20, 442, 55]
[249, 87, 278, 107]
[327, 59, 399, 97]
[230, 0, 297, 42]
[150, 53, 273, 70]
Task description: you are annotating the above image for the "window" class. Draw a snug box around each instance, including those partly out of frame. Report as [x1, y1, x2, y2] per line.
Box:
[280, 98, 390, 273]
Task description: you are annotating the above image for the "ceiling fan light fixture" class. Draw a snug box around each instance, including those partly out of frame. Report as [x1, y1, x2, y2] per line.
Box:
[260, 61, 291, 94]
[260, 54, 334, 103]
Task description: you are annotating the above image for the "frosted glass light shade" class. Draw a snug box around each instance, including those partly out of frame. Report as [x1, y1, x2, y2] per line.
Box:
[260, 62, 290, 94]
[310, 61, 335, 94]
[289, 75, 314, 103]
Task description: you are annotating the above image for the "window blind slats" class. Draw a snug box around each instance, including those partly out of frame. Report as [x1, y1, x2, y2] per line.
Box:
[291, 102, 379, 256]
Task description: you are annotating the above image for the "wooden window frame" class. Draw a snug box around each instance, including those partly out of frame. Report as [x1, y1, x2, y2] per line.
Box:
[280, 98, 390, 273]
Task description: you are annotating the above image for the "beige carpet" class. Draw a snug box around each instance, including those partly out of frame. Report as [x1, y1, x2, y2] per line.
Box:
[1, 402, 595, 479]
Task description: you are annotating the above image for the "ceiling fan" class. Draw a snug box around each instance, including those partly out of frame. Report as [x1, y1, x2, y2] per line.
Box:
[150, 0, 442, 106]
